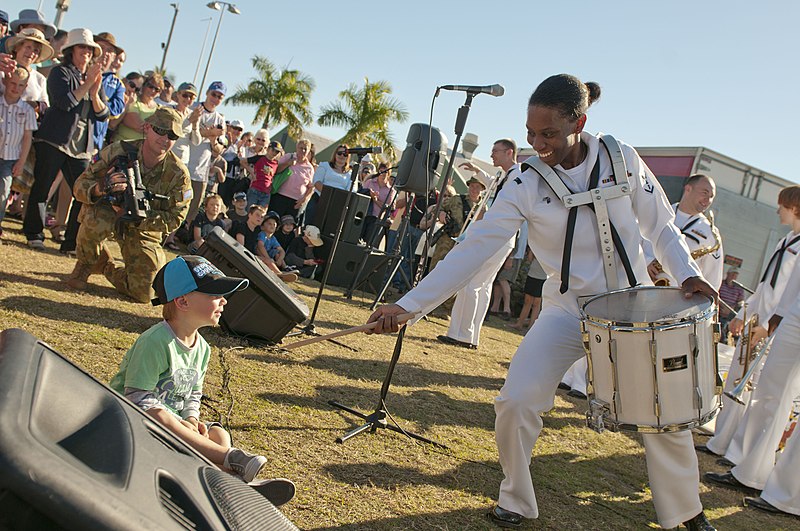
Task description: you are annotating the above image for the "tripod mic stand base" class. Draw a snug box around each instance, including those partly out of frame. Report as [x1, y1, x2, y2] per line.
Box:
[328, 399, 448, 448]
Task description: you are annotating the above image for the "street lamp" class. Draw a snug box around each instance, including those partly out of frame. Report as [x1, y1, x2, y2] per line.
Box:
[199, 1, 240, 92]
[160, 3, 180, 72]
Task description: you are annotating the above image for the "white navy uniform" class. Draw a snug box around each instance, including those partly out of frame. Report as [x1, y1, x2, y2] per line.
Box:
[643, 204, 724, 289]
[759, 416, 800, 516]
[724, 255, 800, 489]
[445, 164, 520, 346]
[707, 231, 800, 457]
[396, 132, 704, 528]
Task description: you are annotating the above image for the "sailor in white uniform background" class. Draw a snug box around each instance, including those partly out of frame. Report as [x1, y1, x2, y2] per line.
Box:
[701, 186, 800, 458]
[705, 216, 800, 499]
[439, 139, 520, 348]
[367, 74, 718, 530]
[644, 174, 724, 290]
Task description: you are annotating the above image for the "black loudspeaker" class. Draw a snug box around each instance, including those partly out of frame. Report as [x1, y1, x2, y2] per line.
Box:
[0, 328, 299, 531]
[395, 123, 448, 196]
[198, 227, 309, 344]
[313, 186, 371, 244]
[316, 236, 388, 294]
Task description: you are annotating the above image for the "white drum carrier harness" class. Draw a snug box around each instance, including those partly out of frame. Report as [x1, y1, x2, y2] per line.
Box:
[523, 135, 637, 293]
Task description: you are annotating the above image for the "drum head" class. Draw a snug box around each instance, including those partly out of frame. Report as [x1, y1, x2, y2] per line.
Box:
[582, 287, 712, 325]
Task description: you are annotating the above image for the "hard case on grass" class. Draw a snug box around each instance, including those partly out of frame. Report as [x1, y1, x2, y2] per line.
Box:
[0, 328, 298, 531]
[198, 226, 309, 344]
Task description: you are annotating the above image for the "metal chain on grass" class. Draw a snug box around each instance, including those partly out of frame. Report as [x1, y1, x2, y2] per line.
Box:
[381, 398, 502, 472]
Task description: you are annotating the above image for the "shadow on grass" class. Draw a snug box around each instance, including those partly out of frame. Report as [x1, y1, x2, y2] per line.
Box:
[1, 295, 157, 334]
[245, 351, 506, 391]
[259, 384, 496, 431]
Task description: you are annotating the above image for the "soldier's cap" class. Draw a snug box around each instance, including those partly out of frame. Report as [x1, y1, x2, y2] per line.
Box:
[145, 107, 184, 139]
[151, 255, 248, 306]
[466, 176, 486, 189]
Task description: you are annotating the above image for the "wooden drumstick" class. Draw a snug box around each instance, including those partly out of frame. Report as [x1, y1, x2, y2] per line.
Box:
[283, 312, 417, 350]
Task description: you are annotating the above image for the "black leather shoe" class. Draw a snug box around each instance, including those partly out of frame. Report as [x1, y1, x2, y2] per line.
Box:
[567, 389, 587, 400]
[716, 457, 735, 467]
[703, 471, 760, 495]
[694, 444, 718, 456]
[682, 511, 716, 530]
[557, 382, 571, 391]
[436, 334, 478, 350]
[487, 505, 523, 528]
[744, 496, 789, 516]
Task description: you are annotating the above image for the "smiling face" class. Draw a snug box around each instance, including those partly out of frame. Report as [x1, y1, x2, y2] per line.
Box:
[143, 123, 176, 160]
[526, 105, 586, 169]
[96, 40, 116, 71]
[69, 44, 95, 72]
[14, 40, 41, 68]
[681, 177, 716, 215]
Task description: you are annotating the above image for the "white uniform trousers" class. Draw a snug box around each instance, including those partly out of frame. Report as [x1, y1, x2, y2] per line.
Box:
[447, 243, 510, 345]
[706, 339, 752, 456]
[728, 310, 800, 489]
[561, 357, 587, 394]
[495, 306, 702, 528]
[761, 422, 800, 516]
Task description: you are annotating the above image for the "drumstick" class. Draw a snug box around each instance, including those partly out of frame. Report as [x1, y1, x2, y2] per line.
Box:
[283, 312, 417, 350]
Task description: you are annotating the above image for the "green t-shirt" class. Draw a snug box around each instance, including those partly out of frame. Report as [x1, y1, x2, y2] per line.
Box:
[110, 321, 211, 417]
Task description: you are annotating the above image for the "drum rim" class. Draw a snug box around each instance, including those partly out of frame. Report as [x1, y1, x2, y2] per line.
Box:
[580, 285, 715, 329]
[586, 399, 721, 434]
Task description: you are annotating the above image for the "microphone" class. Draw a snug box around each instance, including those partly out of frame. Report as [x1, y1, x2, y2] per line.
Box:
[439, 84, 505, 97]
[346, 146, 383, 155]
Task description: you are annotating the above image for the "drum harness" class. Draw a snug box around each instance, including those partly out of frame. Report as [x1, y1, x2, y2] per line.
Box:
[522, 135, 636, 293]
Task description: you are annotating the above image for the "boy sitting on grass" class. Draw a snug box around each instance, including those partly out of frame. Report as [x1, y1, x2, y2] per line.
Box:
[110, 256, 284, 489]
[257, 211, 288, 270]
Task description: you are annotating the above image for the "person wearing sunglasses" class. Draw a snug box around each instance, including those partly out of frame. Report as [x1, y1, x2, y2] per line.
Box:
[305, 144, 352, 225]
[66, 107, 192, 303]
[113, 72, 164, 142]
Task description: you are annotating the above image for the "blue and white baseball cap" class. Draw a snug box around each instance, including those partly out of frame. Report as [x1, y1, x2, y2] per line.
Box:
[207, 80, 227, 95]
[151, 255, 248, 306]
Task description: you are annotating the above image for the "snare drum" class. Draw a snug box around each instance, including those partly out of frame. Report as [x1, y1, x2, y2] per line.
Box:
[580, 286, 722, 433]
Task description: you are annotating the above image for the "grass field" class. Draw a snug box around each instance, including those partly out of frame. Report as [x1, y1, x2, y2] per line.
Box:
[0, 217, 795, 530]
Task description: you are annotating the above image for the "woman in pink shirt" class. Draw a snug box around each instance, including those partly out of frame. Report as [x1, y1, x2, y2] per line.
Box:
[271, 138, 315, 220]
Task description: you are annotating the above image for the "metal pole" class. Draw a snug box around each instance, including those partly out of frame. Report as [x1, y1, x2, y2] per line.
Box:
[193, 18, 213, 86]
[199, 8, 225, 93]
[160, 3, 180, 72]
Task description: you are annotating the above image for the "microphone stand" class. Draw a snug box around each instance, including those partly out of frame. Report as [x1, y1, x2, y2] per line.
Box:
[415, 91, 475, 284]
[300, 152, 373, 336]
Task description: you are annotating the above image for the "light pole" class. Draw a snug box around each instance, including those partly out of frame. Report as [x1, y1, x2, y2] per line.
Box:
[160, 3, 180, 72]
[199, 1, 240, 92]
[193, 18, 213, 86]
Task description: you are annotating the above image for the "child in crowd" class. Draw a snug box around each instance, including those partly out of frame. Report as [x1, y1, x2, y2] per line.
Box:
[206, 138, 228, 196]
[285, 225, 324, 278]
[275, 214, 296, 250]
[257, 210, 287, 270]
[240, 130, 281, 209]
[226, 191, 248, 230]
[0, 67, 36, 241]
[110, 256, 269, 483]
[188, 194, 227, 254]
[233, 204, 297, 282]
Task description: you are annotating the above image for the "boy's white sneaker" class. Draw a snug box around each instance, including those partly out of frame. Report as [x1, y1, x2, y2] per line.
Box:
[223, 448, 267, 483]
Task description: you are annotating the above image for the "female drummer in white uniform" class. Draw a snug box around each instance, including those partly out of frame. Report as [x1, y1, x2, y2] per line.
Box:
[367, 74, 718, 530]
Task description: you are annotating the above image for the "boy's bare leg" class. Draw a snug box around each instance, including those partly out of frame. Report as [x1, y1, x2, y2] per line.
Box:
[147, 408, 229, 466]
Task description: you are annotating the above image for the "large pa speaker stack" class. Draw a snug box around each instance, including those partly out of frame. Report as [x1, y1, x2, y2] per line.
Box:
[0, 328, 298, 530]
[198, 227, 309, 344]
[395, 123, 448, 196]
[313, 186, 371, 244]
[315, 236, 388, 294]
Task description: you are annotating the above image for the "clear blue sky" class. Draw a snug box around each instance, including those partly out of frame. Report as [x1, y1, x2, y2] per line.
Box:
[11, 1, 797, 181]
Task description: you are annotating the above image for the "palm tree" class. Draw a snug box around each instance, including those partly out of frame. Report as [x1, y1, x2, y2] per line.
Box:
[317, 78, 409, 161]
[226, 56, 315, 138]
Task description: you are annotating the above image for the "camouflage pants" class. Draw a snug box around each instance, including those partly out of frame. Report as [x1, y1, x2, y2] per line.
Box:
[76, 205, 166, 303]
[429, 235, 456, 271]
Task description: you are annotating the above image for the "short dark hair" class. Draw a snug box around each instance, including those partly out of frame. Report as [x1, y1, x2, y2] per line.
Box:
[494, 138, 516, 153]
[779, 185, 800, 214]
[528, 74, 601, 121]
[684, 173, 712, 187]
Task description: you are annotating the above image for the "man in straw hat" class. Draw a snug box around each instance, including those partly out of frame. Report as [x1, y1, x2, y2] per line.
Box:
[66, 107, 192, 303]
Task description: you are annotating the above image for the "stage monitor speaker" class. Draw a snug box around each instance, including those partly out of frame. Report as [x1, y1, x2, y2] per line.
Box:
[0, 328, 299, 531]
[198, 227, 309, 344]
[316, 236, 388, 294]
[313, 186, 371, 244]
[395, 123, 448, 196]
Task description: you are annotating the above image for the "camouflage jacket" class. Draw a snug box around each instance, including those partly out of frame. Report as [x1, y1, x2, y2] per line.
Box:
[74, 140, 192, 234]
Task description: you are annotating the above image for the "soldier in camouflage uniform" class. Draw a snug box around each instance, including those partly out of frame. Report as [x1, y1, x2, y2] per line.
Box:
[429, 176, 484, 271]
[66, 107, 192, 302]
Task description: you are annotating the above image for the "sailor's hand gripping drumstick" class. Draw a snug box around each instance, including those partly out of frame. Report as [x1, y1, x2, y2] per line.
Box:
[366, 304, 410, 334]
[681, 276, 719, 304]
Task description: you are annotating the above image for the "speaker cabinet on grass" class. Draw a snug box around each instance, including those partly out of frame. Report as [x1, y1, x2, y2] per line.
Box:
[315, 236, 388, 294]
[0, 328, 298, 531]
[198, 227, 309, 344]
[313, 186, 371, 244]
